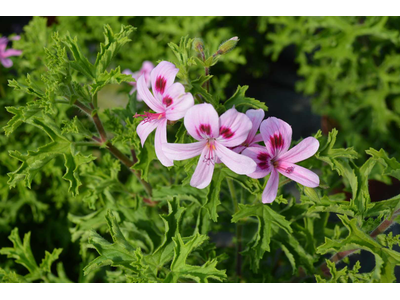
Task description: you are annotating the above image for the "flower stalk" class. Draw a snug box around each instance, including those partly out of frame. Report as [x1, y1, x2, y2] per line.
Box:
[73, 100, 153, 199]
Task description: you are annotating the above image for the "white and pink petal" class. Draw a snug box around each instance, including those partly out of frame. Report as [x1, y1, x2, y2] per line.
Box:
[163, 141, 206, 161]
[150, 61, 179, 100]
[262, 168, 280, 203]
[215, 142, 256, 175]
[217, 107, 252, 148]
[137, 75, 164, 113]
[190, 147, 216, 189]
[154, 119, 173, 167]
[277, 161, 319, 188]
[245, 109, 265, 144]
[242, 146, 272, 179]
[136, 119, 161, 147]
[184, 103, 219, 140]
[278, 137, 319, 163]
[260, 117, 292, 157]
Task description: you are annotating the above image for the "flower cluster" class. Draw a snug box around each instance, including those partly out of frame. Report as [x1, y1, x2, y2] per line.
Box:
[135, 61, 319, 203]
[0, 35, 22, 68]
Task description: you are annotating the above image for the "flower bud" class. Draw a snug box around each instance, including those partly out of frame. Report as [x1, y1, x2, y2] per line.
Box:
[216, 36, 239, 55]
[193, 38, 205, 53]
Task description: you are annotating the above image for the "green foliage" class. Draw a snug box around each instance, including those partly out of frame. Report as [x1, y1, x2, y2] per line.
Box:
[317, 215, 400, 283]
[224, 86, 268, 112]
[232, 203, 292, 272]
[0, 228, 63, 282]
[1, 16, 400, 283]
[263, 16, 400, 154]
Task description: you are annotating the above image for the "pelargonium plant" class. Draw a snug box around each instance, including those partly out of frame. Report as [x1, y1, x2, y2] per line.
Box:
[1, 21, 400, 284]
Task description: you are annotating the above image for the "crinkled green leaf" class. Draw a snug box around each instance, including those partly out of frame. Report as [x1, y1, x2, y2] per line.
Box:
[366, 148, 400, 180]
[0, 228, 62, 281]
[224, 85, 268, 111]
[164, 233, 226, 283]
[232, 203, 292, 272]
[94, 25, 135, 76]
[84, 210, 138, 275]
[317, 215, 400, 283]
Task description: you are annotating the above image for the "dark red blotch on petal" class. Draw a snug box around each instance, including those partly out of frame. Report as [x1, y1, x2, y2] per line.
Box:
[219, 126, 234, 139]
[257, 152, 270, 170]
[196, 123, 212, 137]
[162, 96, 173, 107]
[155, 76, 167, 94]
[270, 133, 284, 150]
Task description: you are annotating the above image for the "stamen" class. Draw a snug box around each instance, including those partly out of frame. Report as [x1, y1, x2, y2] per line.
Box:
[203, 141, 216, 165]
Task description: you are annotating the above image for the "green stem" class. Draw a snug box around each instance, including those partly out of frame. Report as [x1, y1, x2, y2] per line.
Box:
[104, 141, 152, 197]
[55, 99, 70, 104]
[74, 100, 153, 199]
[227, 178, 238, 211]
[198, 45, 210, 93]
[74, 100, 92, 116]
[227, 178, 242, 279]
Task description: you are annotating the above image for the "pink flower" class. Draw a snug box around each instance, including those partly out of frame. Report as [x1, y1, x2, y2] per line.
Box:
[232, 108, 264, 153]
[0, 36, 22, 68]
[135, 61, 194, 167]
[163, 103, 257, 189]
[123, 61, 154, 100]
[242, 117, 319, 203]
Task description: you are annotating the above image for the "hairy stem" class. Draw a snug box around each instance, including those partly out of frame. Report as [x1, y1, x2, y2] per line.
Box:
[197, 45, 210, 93]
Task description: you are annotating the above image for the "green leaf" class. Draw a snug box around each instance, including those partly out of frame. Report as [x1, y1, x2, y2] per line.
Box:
[168, 36, 196, 85]
[224, 85, 268, 111]
[63, 34, 95, 79]
[153, 184, 206, 205]
[3, 104, 42, 136]
[132, 139, 157, 182]
[91, 67, 134, 95]
[204, 168, 224, 222]
[7, 116, 95, 196]
[39, 249, 63, 273]
[147, 200, 186, 269]
[94, 25, 135, 76]
[232, 203, 292, 272]
[0, 229, 39, 275]
[191, 75, 216, 105]
[366, 148, 400, 180]
[84, 210, 138, 275]
[164, 233, 227, 283]
[0, 228, 62, 281]
[317, 215, 400, 283]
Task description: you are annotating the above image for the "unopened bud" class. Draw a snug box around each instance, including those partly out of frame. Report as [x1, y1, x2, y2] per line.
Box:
[216, 36, 239, 55]
[193, 38, 205, 53]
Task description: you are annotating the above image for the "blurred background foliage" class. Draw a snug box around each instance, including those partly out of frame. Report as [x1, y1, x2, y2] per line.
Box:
[0, 16, 399, 282]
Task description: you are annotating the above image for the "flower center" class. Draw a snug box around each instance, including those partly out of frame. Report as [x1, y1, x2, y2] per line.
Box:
[134, 111, 165, 123]
[203, 139, 217, 165]
[272, 160, 279, 168]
